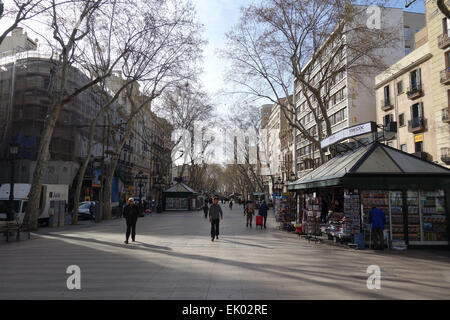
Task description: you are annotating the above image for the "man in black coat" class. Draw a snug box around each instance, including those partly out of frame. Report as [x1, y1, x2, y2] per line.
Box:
[123, 197, 139, 244]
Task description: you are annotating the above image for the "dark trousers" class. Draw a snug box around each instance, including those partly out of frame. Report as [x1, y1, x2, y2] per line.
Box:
[263, 216, 267, 227]
[246, 215, 253, 226]
[373, 228, 384, 249]
[126, 218, 137, 241]
[211, 219, 220, 238]
[204, 209, 208, 218]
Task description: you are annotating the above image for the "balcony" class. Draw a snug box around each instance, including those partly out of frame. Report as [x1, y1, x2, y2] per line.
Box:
[408, 117, 426, 133]
[441, 148, 450, 164]
[440, 68, 450, 85]
[406, 84, 423, 100]
[380, 99, 394, 111]
[437, 33, 450, 49]
[442, 108, 450, 123]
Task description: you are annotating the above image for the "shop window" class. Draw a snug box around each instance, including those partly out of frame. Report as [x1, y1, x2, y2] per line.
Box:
[421, 190, 447, 241]
[399, 113, 405, 127]
[400, 144, 407, 152]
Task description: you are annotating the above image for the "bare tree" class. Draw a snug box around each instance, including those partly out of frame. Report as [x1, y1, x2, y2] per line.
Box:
[70, 0, 172, 224]
[0, 0, 55, 46]
[222, 0, 399, 166]
[99, 0, 205, 220]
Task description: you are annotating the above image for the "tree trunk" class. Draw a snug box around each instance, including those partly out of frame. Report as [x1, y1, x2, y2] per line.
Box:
[26, 99, 64, 230]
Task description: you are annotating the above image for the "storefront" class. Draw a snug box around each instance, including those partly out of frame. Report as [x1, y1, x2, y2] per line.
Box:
[163, 182, 199, 211]
[289, 142, 450, 248]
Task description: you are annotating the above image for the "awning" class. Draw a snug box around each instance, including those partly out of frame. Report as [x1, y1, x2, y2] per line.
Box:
[288, 142, 450, 191]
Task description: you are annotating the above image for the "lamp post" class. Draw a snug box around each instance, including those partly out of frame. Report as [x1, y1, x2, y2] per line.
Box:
[156, 177, 164, 213]
[8, 143, 19, 221]
[135, 171, 147, 213]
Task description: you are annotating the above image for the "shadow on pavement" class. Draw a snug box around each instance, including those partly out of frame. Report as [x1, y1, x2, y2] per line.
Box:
[42, 233, 172, 252]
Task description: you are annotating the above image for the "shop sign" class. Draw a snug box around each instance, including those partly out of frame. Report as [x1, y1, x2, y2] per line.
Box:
[320, 121, 376, 149]
[414, 134, 423, 143]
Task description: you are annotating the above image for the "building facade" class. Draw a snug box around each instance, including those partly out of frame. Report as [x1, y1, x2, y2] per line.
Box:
[375, 1, 450, 168]
[294, 8, 426, 178]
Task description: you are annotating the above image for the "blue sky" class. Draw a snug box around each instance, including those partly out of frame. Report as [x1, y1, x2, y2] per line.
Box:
[192, 0, 426, 106]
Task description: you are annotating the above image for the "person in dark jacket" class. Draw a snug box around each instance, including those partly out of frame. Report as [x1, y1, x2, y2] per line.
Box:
[369, 206, 386, 250]
[89, 202, 96, 221]
[123, 197, 139, 244]
[229, 200, 233, 210]
[203, 202, 209, 219]
[258, 200, 269, 228]
[209, 197, 223, 241]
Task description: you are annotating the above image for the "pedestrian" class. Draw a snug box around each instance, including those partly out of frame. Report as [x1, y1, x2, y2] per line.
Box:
[244, 201, 255, 228]
[229, 200, 233, 210]
[321, 197, 329, 223]
[89, 202, 96, 221]
[123, 197, 139, 244]
[258, 200, 269, 229]
[209, 196, 223, 242]
[203, 201, 209, 219]
[369, 206, 386, 250]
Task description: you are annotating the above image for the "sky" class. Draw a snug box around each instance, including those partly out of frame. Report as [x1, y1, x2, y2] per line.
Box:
[191, 0, 426, 113]
[0, 0, 428, 166]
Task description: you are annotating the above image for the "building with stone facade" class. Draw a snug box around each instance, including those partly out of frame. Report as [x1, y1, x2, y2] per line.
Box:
[293, 8, 426, 178]
[375, 1, 450, 168]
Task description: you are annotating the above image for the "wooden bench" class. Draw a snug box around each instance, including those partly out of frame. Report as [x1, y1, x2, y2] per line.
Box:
[0, 220, 31, 242]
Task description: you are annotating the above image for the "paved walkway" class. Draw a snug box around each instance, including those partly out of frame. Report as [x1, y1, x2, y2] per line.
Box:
[1, 204, 450, 299]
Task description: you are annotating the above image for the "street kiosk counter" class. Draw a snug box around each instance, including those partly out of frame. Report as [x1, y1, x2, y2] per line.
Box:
[288, 142, 450, 248]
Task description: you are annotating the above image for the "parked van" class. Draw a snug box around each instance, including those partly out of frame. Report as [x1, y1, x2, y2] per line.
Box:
[0, 183, 68, 227]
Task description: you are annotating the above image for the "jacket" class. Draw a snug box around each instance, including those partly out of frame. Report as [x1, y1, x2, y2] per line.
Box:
[123, 204, 139, 221]
[369, 207, 386, 229]
[258, 203, 268, 217]
[209, 204, 223, 220]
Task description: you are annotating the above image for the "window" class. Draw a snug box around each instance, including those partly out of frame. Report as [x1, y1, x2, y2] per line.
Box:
[383, 114, 393, 126]
[404, 26, 410, 39]
[410, 69, 421, 90]
[405, 48, 411, 55]
[401, 144, 407, 152]
[387, 141, 393, 147]
[443, 18, 450, 36]
[384, 85, 390, 105]
[411, 102, 423, 119]
[399, 113, 405, 127]
[397, 81, 403, 94]
[415, 140, 423, 153]
[445, 50, 450, 70]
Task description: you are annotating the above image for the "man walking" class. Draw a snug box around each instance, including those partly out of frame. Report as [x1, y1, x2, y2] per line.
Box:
[369, 206, 386, 250]
[203, 201, 209, 219]
[258, 200, 269, 229]
[123, 197, 139, 244]
[209, 196, 223, 242]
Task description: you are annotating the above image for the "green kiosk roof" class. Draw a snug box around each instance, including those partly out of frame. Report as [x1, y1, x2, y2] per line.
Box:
[288, 142, 450, 191]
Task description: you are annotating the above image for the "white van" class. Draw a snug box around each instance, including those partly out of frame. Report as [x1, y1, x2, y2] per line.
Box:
[0, 183, 68, 226]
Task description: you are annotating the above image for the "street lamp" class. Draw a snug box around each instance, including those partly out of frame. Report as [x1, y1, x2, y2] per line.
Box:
[8, 143, 19, 221]
[155, 177, 164, 213]
[135, 171, 147, 213]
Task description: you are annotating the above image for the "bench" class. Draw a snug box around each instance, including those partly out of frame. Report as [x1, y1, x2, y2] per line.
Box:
[0, 220, 31, 242]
